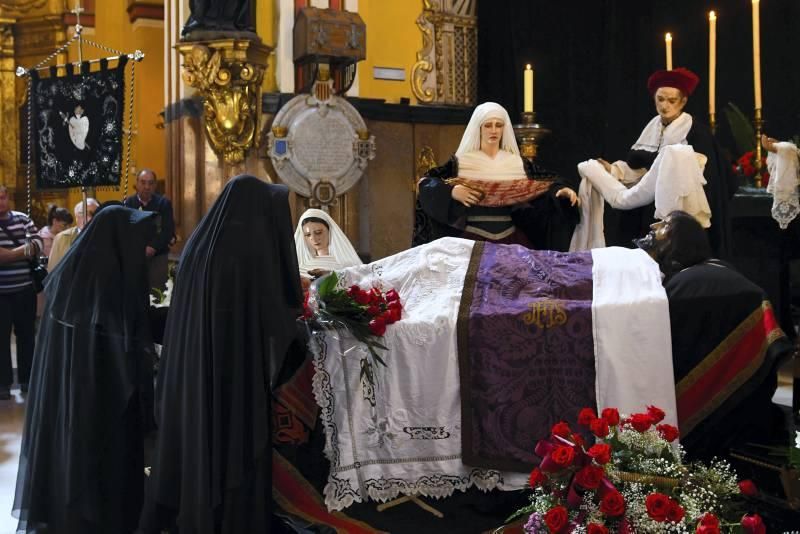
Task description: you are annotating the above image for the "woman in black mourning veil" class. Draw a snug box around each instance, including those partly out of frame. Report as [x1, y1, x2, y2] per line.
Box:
[141, 175, 303, 533]
[13, 206, 159, 533]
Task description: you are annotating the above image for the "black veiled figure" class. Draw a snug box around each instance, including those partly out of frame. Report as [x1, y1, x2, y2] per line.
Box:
[182, 0, 256, 35]
[141, 176, 303, 534]
[13, 206, 158, 534]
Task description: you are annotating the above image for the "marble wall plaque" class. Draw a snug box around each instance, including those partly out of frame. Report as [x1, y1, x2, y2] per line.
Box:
[268, 84, 376, 204]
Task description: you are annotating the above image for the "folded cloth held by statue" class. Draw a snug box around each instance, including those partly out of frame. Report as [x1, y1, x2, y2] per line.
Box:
[445, 176, 553, 207]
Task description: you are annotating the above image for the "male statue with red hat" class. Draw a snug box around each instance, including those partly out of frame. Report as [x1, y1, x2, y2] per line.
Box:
[570, 67, 737, 258]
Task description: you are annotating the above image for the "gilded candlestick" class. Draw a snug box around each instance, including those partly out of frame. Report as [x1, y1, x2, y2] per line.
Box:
[753, 107, 764, 188]
[513, 112, 551, 162]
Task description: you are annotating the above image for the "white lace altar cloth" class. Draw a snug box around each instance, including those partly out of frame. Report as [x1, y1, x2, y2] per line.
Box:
[311, 238, 674, 511]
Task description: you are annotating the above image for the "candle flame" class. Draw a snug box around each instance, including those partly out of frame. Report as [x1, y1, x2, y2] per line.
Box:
[526, 64, 531, 70]
[665, 32, 672, 41]
[709, 11, 716, 21]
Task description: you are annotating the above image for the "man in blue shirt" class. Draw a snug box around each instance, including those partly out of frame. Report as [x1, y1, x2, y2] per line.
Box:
[124, 169, 175, 291]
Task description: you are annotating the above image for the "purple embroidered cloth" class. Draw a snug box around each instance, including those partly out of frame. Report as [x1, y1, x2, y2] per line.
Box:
[457, 242, 596, 471]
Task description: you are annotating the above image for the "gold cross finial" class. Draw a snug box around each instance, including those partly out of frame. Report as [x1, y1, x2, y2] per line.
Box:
[71, 0, 84, 27]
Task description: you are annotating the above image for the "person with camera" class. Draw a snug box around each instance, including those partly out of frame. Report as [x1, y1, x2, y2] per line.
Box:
[0, 185, 43, 399]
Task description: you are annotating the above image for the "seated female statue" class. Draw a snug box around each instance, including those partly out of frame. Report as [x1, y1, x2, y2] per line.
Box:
[416, 102, 579, 251]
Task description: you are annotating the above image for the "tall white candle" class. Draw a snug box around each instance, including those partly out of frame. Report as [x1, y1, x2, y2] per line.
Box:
[524, 64, 534, 113]
[665, 33, 673, 70]
[752, 0, 762, 109]
[709, 11, 716, 115]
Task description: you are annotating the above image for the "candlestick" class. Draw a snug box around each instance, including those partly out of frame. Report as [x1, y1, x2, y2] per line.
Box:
[709, 11, 716, 124]
[752, 0, 762, 110]
[524, 64, 534, 113]
[753, 108, 764, 188]
[665, 33, 673, 71]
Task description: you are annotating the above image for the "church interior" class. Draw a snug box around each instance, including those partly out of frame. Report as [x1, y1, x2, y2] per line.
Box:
[0, 0, 799, 532]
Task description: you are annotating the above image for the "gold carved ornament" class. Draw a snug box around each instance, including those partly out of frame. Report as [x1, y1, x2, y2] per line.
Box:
[0, 0, 46, 13]
[521, 301, 567, 329]
[410, 5, 435, 104]
[179, 43, 266, 165]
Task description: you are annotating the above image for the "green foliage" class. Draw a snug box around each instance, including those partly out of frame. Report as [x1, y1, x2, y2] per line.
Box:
[723, 102, 756, 155]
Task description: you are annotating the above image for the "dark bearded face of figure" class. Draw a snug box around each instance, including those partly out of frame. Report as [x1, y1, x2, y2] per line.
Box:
[633, 218, 672, 263]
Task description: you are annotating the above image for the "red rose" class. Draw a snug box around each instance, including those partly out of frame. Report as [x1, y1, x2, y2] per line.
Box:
[601, 407, 620, 427]
[385, 289, 400, 302]
[740, 514, 766, 534]
[645, 492, 670, 522]
[599, 490, 625, 517]
[528, 467, 546, 488]
[366, 304, 381, 317]
[353, 290, 371, 305]
[551, 445, 575, 468]
[696, 513, 721, 533]
[628, 413, 653, 432]
[574, 465, 605, 490]
[368, 317, 386, 336]
[667, 500, 685, 523]
[551, 421, 571, 438]
[369, 287, 383, 304]
[587, 443, 612, 465]
[587, 524, 609, 534]
[347, 285, 360, 296]
[571, 433, 586, 448]
[656, 423, 680, 442]
[388, 306, 402, 322]
[578, 407, 597, 426]
[698, 514, 720, 527]
[388, 299, 402, 311]
[646, 405, 666, 423]
[738, 479, 758, 497]
[590, 417, 610, 438]
[543, 506, 569, 534]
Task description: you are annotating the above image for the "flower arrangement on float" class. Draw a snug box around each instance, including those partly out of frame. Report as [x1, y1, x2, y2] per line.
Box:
[302, 272, 402, 384]
[509, 405, 766, 533]
[733, 151, 770, 188]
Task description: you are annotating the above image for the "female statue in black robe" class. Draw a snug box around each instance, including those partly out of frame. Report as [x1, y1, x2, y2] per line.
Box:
[13, 206, 158, 534]
[141, 175, 303, 533]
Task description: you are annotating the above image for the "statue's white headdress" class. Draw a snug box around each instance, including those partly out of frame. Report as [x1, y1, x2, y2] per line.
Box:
[294, 208, 362, 277]
[455, 102, 520, 157]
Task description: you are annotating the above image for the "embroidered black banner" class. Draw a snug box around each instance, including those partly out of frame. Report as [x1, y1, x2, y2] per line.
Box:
[30, 57, 127, 189]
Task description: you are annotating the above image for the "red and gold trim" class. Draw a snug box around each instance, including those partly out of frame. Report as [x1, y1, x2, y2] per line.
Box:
[273, 450, 387, 534]
[676, 301, 785, 436]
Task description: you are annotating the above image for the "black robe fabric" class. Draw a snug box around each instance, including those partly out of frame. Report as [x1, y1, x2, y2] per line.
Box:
[141, 176, 303, 534]
[665, 260, 792, 460]
[13, 206, 158, 534]
[605, 120, 739, 257]
[414, 155, 579, 251]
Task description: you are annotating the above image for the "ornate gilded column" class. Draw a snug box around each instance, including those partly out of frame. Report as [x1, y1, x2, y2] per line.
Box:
[0, 18, 17, 191]
[176, 39, 272, 166]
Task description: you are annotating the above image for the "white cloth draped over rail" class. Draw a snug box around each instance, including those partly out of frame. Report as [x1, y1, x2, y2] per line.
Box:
[311, 238, 674, 511]
[765, 141, 800, 229]
[570, 144, 711, 251]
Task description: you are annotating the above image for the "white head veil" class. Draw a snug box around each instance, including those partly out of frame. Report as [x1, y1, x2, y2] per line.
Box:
[455, 102, 520, 157]
[294, 208, 362, 277]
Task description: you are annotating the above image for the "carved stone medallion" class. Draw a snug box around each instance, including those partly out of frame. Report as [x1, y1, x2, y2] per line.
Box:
[267, 78, 375, 206]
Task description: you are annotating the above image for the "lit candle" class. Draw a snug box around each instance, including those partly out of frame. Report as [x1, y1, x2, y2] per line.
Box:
[524, 64, 534, 113]
[709, 11, 716, 116]
[752, 0, 762, 109]
[665, 33, 673, 70]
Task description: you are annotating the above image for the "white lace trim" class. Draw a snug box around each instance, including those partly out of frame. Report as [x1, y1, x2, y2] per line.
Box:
[766, 142, 800, 230]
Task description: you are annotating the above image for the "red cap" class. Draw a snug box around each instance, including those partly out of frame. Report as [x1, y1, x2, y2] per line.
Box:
[646, 67, 700, 97]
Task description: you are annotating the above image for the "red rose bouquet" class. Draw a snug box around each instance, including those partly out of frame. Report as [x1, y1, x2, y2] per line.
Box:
[509, 406, 763, 533]
[734, 150, 769, 188]
[303, 272, 402, 381]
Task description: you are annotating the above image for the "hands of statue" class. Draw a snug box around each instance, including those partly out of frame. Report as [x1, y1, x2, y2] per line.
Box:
[308, 268, 330, 279]
[761, 134, 778, 153]
[145, 246, 157, 258]
[596, 158, 613, 173]
[451, 184, 482, 207]
[556, 187, 580, 207]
